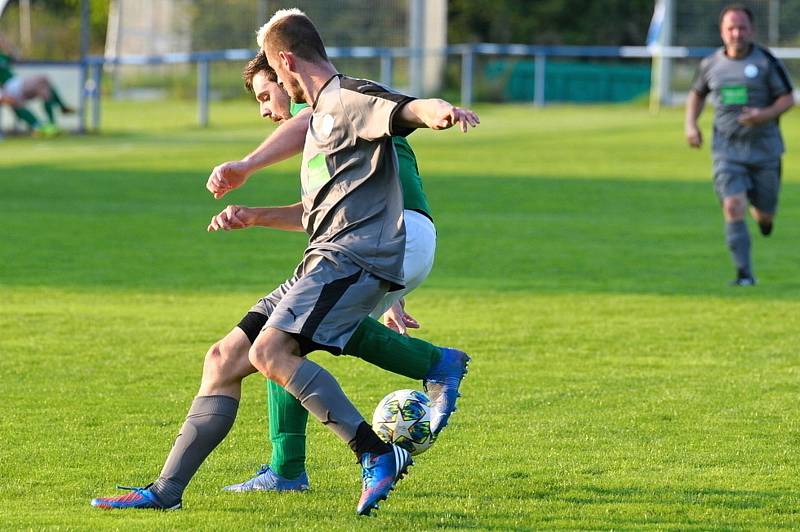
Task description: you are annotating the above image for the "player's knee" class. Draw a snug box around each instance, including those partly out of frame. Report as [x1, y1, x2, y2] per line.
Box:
[249, 333, 287, 379]
[248, 340, 273, 377]
[203, 341, 227, 375]
[723, 197, 745, 219]
[204, 339, 245, 377]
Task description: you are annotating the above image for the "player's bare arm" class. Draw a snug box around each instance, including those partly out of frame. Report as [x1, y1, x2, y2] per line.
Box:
[396, 98, 480, 132]
[738, 92, 795, 126]
[685, 90, 706, 148]
[206, 108, 312, 199]
[207, 202, 304, 232]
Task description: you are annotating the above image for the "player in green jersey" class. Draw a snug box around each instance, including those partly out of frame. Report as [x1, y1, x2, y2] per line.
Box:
[0, 34, 74, 135]
[91, 9, 477, 514]
[207, 52, 442, 492]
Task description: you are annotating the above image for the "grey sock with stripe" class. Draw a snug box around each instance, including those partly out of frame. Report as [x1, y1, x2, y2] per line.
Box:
[149, 395, 239, 506]
[283, 358, 389, 458]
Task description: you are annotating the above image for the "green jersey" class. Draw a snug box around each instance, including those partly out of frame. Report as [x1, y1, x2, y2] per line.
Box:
[290, 101, 432, 218]
[0, 53, 14, 85]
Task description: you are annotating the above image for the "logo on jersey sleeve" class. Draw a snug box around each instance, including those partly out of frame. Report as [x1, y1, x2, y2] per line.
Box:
[320, 114, 335, 137]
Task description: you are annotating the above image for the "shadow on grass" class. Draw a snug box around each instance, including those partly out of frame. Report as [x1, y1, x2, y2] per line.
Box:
[404, 484, 798, 528]
[2, 164, 800, 300]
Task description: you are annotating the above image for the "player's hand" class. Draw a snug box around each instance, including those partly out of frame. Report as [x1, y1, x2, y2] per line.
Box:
[383, 299, 420, 335]
[207, 205, 255, 232]
[685, 124, 703, 148]
[738, 107, 767, 126]
[422, 99, 480, 132]
[206, 160, 253, 199]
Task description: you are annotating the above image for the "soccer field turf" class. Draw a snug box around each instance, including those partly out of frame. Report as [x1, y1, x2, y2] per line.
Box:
[2, 100, 799, 529]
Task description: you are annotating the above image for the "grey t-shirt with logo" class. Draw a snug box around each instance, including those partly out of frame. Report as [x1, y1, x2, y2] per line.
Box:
[299, 74, 416, 288]
[692, 45, 793, 163]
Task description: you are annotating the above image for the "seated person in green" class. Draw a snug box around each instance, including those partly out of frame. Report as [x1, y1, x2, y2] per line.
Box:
[206, 52, 446, 492]
[0, 34, 74, 135]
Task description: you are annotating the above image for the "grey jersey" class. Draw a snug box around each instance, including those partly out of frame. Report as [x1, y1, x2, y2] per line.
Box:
[692, 45, 793, 162]
[299, 74, 416, 287]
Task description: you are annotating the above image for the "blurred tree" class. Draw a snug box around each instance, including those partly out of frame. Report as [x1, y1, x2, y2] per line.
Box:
[189, 0, 258, 51]
[0, 0, 108, 58]
[448, 0, 654, 46]
[42, 0, 108, 49]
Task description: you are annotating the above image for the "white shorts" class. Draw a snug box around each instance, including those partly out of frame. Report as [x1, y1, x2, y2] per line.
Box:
[1, 77, 24, 101]
[370, 209, 436, 319]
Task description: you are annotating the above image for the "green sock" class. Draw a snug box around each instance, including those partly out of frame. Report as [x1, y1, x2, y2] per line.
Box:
[267, 379, 308, 480]
[13, 107, 40, 129]
[48, 87, 67, 110]
[265, 318, 441, 477]
[343, 317, 441, 380]
[43, 100, 55, 124]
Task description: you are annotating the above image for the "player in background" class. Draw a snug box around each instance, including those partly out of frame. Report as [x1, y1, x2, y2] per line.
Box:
[685, 4, 794, 286]
[91, 8, 478, 516]
[206, 52, 439, 493]
[0, 34, 74, 136]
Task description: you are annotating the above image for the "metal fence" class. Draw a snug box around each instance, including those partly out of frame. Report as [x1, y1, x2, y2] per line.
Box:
[88, 44, 800, 125]
[8, 43, 800, 132]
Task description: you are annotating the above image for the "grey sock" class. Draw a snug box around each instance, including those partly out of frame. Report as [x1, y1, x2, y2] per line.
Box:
[725, 220, 752, 277]
[150, 395, 238, 506]
[283, 358, 364, 446]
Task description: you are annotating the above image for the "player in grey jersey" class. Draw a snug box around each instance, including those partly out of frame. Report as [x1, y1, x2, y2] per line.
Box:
[685, 4, 794, 286]
[90, 7, 479, 517]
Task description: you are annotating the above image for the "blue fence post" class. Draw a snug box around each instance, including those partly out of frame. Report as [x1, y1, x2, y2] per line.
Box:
[91, 61, 102, 130]
[380, 53, 394, 87]
[197, 60, 210, 127]
[460, 47, 474, 107]
[534, 53, 546, 106]
[78, 0, 90, 133]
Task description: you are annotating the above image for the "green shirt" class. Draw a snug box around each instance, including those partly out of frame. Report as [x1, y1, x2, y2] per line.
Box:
[291, 101, 432, 218]
[0, 53, 14, 86]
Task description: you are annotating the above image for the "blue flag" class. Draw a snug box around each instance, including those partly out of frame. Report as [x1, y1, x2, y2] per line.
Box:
[647, 0, 666, 48]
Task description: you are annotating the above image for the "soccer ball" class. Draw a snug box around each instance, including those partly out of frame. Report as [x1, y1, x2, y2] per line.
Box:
[371, 389, 434, 456]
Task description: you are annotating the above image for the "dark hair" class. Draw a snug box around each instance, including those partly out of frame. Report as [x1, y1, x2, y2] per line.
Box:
[720, 4, 754, 25]
[263, 13, 328, 62]
[243, 52, 276, 93]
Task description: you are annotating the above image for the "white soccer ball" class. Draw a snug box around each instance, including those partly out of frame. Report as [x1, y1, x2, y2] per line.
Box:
[371, 389, 434, 456]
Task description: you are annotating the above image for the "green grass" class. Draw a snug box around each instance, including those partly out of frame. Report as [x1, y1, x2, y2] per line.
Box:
[2, 99, 800, 530]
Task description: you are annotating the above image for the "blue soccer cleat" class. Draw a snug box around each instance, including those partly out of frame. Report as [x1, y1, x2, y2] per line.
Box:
[423, 347, 470, 436]
[90, 485, 180, 510]
[356, 445, 412, 516]
[223, 465, 310, 492]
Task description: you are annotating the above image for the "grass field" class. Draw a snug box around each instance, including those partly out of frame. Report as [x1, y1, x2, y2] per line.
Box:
[2, 99, 800, 530]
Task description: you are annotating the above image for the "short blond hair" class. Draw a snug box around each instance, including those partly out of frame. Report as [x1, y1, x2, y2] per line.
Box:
[256, 8, 328, 62]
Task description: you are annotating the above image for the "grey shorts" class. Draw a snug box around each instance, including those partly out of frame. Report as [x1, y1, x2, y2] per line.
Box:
[245, 250, 389, 355]
[713, 158, 782, 214]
